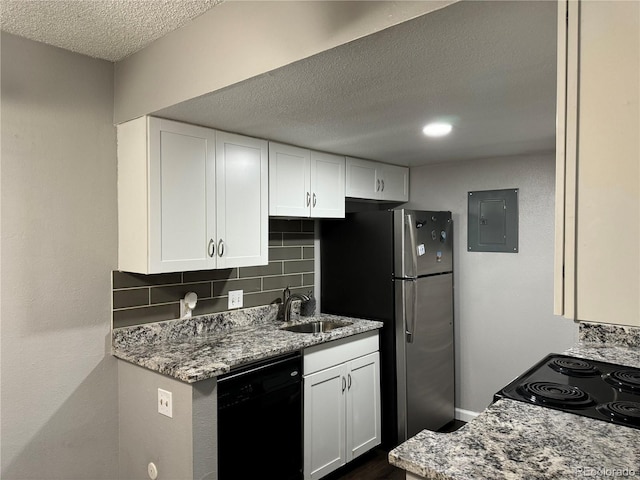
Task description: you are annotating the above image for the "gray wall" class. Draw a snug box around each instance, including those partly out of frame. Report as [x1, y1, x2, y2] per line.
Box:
[406, 153, 577, 415]
[114, 0, 455, 123]
[1, 33, 119, 478]
[118, 361, 217, 480]
[113, 219, 315, 328]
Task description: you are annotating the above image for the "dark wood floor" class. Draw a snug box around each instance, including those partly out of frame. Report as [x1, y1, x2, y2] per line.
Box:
[327, 420, 466, 480]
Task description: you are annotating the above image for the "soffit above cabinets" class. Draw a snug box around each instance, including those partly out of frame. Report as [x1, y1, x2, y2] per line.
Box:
[154, 0, 557, 167]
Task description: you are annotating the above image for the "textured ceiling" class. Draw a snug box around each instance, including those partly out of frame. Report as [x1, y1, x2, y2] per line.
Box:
[0, 0, 222, 61]
[156, 0, 557, 166]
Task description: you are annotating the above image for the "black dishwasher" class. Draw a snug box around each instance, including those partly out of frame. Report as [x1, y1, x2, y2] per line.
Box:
[217, 352, 302, 480]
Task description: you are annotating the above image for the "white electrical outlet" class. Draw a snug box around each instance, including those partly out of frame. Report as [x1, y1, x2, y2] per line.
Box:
[158, 388, 173, 418]
[228, 290, 243, 309]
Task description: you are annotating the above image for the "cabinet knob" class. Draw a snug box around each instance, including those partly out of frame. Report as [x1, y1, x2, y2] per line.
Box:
[342, 376, 346, 393]
[312, 193, 317, 208]
[376, 179, 380, 192]
[208, 239, 215, 258]
[306, 192, 311, 207]
[218, 239, 224, 257]
[347, 373, 352, 390]
[381, 179, 385, 191]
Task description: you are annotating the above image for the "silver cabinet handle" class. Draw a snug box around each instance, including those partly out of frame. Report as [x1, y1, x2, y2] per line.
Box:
[218, 239, 224, 257]
[313, 193, 317, 207]
[208, 239, 215, 258]
[342, 376, 346, 393]
[376, 179, 380, 192]
[381, 179, 385, 191]
[348, 373, 352, 390]
[306, 192, 311, 207]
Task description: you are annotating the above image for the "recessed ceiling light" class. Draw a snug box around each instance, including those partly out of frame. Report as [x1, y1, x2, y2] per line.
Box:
[422, 123, 452, 137]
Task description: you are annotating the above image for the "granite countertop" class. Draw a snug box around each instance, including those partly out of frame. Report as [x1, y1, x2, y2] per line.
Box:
[112, 304, 383, 383]
[389, 322, 640, 479]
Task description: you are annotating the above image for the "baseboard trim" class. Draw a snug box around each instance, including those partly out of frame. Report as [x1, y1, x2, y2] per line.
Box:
[455, 408, 480, 423]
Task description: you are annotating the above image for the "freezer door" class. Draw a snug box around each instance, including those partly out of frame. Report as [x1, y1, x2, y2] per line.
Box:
[394, 210, 453, 277]
[395, 273, 454, 440]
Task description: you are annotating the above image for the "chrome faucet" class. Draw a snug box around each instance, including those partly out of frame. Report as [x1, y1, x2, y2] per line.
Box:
[282, 287, 310, 322]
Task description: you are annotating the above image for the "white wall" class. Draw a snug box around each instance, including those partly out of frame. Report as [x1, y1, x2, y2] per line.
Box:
[1, 33, 118, 479]
[406, 154, 577, 415]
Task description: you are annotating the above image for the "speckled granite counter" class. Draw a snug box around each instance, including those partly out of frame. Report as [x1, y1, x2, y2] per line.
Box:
[389, 322, 640, 479]
[112, 304, 383, 383]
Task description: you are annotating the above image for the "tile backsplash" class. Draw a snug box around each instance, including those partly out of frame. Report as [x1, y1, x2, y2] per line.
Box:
[112, 219, 315, 328]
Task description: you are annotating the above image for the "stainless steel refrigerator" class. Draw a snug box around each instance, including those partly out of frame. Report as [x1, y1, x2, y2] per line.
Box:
[320, 209, 454, 446]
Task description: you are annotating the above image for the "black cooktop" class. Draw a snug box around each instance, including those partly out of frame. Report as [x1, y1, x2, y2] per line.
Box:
[494, 354, 640, 430]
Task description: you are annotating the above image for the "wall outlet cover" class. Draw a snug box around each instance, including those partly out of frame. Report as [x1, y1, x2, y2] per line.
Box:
[228, 290, 243, 309]
[158, 388, 173, 418]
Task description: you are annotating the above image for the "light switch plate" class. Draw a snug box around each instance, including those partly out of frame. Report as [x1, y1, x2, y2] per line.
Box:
[228, 290, 243, 309]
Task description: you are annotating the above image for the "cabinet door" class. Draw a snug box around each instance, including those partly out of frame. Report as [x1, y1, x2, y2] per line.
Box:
[269, 142, 311, 216]
[381, 164, 409, 202]
[346, 352, 381, 461]
[345, 157, 381, 200]
[149, 118, 216, 273]
[304, 364, 346, 480]
[310, 151, 345, 218]
[555, 0, 640, 326]
[216, 132, 268, 268]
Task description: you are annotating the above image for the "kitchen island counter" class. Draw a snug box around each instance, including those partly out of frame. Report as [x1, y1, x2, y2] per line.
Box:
[112, 304, 383, 383]
[389, 323, 640, 479]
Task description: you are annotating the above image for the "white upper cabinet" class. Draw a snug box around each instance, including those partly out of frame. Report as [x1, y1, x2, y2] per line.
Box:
[118, 116, 267, 274]
[380, 163, 409, 202]
[216, 131, 269, 268]
[345, 157, 408, 202]
[310, 151, 345, 218]
[555, 0, 640, 326]
[269, 142, 345, 218]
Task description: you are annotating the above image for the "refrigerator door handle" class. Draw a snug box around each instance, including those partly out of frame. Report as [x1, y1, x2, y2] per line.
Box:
[405, 278, 417, 343]
[405, 213, 419, 279]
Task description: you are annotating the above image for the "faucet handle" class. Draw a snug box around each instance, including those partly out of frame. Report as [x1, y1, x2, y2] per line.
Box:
[283, 286, 291, 303]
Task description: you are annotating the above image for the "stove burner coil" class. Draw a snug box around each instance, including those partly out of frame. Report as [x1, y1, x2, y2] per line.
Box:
[548, 357, 599, 377]
[602, 370, 640, 392]
[516, 382, 594, 408]
[597, 401, 640, 427]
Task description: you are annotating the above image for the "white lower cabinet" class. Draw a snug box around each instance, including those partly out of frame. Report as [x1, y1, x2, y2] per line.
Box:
[303, 332, 381, 480]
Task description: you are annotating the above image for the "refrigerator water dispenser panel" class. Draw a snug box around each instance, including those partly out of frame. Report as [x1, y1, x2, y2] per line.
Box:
[468, 189, 519, 253]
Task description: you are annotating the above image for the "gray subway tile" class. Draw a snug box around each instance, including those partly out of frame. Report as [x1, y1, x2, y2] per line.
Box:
[113, 271, 182, 289]
[269, 218, 303, 233]
[284, 260, 315, 274]
[243, 291, 283, 309]
[302, 273, 315, 286]
[150, 283, 212, 305]
[263, 274, 302, 291]
[269, 233, 283, 246]
[269, 246, 302, 261]
[282, 233, 314, 247]
[303, 246, 314, 259]
[213, 278, 262, 297]
[113, 303, 180, 328]
[301, 220, 315, 233]
[183, 268, 237, 283]
[113, 288, 149, 309]
[239, 262, 282, 278]
[192, 297, 229, 316]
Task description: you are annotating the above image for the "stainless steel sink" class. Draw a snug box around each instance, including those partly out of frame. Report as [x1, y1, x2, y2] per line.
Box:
[281, 320, 352, 334]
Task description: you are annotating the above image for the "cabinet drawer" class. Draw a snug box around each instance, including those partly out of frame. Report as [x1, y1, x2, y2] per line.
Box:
[304, 330, 379, 375]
